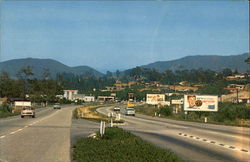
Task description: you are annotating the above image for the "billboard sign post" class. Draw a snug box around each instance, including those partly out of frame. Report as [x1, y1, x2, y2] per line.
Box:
[146, 94, 165, 105]
[184, 95, 218, 112]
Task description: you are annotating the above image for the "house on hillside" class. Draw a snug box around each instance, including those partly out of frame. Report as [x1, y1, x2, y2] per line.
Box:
[98, 96, 115, 102]
[220, 91, 250, 103]
[0, 97, 8, 105]
[63, 90, 78, 101]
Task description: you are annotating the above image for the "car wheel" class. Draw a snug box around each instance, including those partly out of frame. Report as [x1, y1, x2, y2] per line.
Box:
[21, 116, 24, 118]
[32, 115, 35, 118]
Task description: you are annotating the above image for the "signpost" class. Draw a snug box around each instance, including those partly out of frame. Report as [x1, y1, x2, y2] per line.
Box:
[171, 99, 183, 114]
[100, 121, 106, 137]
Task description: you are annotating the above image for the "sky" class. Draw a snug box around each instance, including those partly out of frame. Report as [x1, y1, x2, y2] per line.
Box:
[0, 0, 249, 73]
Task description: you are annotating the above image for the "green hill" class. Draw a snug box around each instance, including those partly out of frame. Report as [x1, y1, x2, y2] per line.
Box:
[0, 58, 103, 79]
[142, 53, 249, 73]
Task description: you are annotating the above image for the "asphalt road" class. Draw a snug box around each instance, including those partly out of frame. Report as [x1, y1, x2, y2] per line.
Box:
[1, 104, 249, 162]
[97, 106, 250, 162]
[0, 105, 76, 162]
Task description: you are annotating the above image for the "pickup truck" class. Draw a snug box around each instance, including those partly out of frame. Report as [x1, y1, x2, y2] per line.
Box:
[21, 107, 35, 118]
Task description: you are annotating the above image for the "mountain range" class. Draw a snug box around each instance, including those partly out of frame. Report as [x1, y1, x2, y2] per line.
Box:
[0, 53, 249, 79]
[0, 58, 103, 79]
[142, 53, 249, 73]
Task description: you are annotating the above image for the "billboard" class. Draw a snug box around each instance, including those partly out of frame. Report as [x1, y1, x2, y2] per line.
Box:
[184, 95, 218, 112]
[146, 94, 165, 105]
[14, 101, 31, 107]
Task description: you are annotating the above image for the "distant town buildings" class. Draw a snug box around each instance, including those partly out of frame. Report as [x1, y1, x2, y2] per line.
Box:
[225, 74, 249, 81]
[98, 96, 115, 102]
[220, 90, 250, 103]
[0, 97, 7, 105]
[63, 90, 78, 101]
[101, 80, 137, 92]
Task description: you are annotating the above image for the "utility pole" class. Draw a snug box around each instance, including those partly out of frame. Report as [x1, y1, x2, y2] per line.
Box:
[236, 89, 239, 104]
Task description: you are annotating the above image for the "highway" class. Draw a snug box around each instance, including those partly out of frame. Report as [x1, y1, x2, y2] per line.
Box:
[1, 104, 249, 162]
[97, 106, 250, 162]
[0, 105, 75, 162]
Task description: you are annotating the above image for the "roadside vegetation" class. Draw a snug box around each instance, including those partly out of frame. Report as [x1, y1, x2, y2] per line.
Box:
[73, 127, 183, 162]
[74, 104, 124, 124]
[134, 103, 250, 127]
[0, 104, 19, 118]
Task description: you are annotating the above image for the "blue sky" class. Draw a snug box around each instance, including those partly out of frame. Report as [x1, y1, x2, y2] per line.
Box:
[0, 1, 249, 72]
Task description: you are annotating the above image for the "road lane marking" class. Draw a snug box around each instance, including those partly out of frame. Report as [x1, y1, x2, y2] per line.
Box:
[178, 132, 249, 154]
[2, 109, 60, 138]
[241, 149, 248, 152]
[0, 135, 6, 139]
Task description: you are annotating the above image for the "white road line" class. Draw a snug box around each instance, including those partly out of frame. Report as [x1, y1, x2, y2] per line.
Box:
[10, 132, 15, 135]
[179, 133, 249, 154]
[18, 129, 23, 131]
[24, 126, 28, 128]
[0, 135, 6, 139]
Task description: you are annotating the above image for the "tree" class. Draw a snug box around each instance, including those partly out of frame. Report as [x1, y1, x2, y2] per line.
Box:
[17, 66, 34, 79]
[42, 68, 51, 80]
[106, 71, 113, 78]
[115, 70, 120, 78]
[222, 68, 233, 77]
[245, 56, 250, 64]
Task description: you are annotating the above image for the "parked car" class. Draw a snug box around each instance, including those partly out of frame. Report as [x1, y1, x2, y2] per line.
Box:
[53, 103, 61, 109]
[113, 107, 120, 111]
[124, 108, 135, 116]
[21, 107, 35, 118]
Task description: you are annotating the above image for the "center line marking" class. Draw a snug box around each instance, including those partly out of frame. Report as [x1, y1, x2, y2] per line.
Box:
[0, 135, 5, 139]
[10, 132, 15, 135]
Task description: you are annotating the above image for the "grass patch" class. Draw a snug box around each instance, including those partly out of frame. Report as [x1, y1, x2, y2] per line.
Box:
[0, 104, 19, 118]
[73, 127, 182, 162]
[134, 103, 250, 127]
[74, 105, 124, 124]
[0, 111, 19, 118]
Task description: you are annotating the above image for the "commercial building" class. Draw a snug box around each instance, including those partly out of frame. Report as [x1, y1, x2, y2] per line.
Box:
[63, 90, 78, 101]
[83, 96, 95, 102]
[98, 96, 115, 102]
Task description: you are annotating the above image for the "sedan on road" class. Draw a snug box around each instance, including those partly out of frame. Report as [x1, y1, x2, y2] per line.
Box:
[21, 106, 35, 118]
[53, 103, 61, 109]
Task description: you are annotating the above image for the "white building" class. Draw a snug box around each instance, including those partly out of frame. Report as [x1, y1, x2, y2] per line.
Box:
[83, 96, 95, 102]
[72, 94, 95, 102]
[63, 90, 78, 101]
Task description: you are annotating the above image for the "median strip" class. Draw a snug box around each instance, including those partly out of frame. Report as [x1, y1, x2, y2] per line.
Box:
[73, 127, 183, 162]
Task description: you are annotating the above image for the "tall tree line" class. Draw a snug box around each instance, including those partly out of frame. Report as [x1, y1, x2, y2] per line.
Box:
[0, 67, 63, 103]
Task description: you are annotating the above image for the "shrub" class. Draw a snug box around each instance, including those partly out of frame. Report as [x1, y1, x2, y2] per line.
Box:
[73, 127, 183, 162]
[157, 106, 173, 116]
